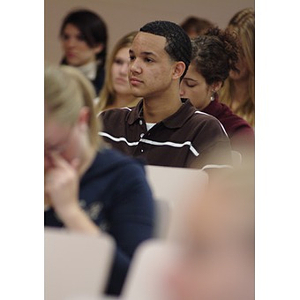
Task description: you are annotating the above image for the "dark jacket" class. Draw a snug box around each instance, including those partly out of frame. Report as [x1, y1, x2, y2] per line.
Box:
[91, 64, 105, 95]
[61, 59, 105, 95]
[44, 148, 155, 295]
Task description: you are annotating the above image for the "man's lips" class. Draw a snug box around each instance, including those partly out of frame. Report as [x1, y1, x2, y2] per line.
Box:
[130, 77, 143, 85]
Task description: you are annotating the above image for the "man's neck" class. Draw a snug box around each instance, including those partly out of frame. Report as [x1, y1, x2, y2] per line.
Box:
[142, 89, 183, 123]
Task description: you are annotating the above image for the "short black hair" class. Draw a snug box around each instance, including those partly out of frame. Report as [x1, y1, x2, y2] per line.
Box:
[60, 9, 108, 66]
[140, 20, 192, 80]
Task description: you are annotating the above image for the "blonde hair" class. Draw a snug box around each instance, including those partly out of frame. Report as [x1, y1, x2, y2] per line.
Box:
[45, 64, 103, 149]
[96, 31, 139, 112]
[220, 8, 255, 127]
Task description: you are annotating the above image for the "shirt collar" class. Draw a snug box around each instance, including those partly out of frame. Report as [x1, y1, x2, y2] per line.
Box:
[127, 98, 196, 128]
[127, 99, 144, 125]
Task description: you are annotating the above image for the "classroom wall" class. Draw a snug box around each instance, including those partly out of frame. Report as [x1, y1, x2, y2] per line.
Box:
[45, 0, 254, 65]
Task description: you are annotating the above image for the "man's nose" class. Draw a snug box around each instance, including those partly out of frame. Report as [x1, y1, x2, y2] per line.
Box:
[130, 59, 142, 74]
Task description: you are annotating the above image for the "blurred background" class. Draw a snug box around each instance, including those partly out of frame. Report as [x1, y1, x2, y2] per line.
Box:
[45, 0, 254, 64]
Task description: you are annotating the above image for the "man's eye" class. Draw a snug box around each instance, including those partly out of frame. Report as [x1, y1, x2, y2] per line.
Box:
[129, 55, 136, 61]
[144, 58, 153, 63]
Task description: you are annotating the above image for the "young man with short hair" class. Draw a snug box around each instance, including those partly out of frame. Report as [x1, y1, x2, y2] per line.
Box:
[100, 20, 231, 168]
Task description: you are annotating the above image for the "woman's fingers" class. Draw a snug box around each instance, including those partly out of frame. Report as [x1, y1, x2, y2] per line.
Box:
[70, 157, 81, 172]
[50, 152, 80, 172]
[50, 151, 69, 169]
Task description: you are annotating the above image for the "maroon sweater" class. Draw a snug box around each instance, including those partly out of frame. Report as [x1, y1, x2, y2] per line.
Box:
[202, 99, 254, 155]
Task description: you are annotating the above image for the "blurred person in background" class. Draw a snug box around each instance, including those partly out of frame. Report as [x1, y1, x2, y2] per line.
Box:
[59, 9, 108, 95]
[180, 27, 254, 156]
[168, 161, 254, 300]
[219, 8, 255, 127]
[100, 20, 232, 169]
[96, 31, 140, 112]
[44, 64, 154, 296]
[181, 16, 214, 38]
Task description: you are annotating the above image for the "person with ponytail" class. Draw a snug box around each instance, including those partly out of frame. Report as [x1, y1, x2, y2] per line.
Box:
[180, 27, 254, 155]
[44, 65, 154, 296]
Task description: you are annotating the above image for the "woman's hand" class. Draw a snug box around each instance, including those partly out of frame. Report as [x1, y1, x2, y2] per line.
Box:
[45, 152, 100, 235]
[44, 152, 80, 219]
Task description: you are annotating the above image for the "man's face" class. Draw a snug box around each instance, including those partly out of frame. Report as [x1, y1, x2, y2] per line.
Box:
[128, 32, 176, 99]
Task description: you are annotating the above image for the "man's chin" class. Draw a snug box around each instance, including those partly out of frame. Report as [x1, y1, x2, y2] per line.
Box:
[133, 93, 143, 98]
[131, 88, 144, 98]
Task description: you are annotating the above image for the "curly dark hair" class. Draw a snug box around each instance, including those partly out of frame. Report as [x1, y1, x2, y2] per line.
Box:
[140, 20, 192, 80]
[60, 9, 108, 67]
[191, 27, 239, 86]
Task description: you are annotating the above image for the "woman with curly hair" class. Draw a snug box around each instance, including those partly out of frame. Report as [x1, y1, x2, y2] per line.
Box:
[180, 27, 254, 155]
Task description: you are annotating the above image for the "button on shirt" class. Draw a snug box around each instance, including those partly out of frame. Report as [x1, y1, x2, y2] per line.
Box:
[99, 99, 232, 168]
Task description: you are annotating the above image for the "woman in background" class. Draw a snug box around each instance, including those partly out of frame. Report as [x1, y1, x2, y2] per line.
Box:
[59, 9, 108, 94]
[44, 64, 154, 296]
[96, 31, 140, 112]
[181, 16, 214, 38]
[219, 8, 255, 127]
[180, 27, 254, 156]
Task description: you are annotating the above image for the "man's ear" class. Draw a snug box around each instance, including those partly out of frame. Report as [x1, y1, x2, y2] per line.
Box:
[172, 61, 186, 80]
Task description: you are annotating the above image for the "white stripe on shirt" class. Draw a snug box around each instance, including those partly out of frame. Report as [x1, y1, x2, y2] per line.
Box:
[194, 111, 228, 137]
[99, 132, 140, 146]
[139, 138, 199, 156]
[99, 132, 200, 156]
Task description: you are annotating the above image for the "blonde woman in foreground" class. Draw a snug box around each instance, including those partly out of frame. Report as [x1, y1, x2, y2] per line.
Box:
[220, 8, 255, 127]
[44, 65, 154, 296]
[96, 31, 140, 112]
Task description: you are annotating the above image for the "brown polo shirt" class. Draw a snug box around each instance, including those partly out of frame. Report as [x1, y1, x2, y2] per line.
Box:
[99, 99, 232, 168]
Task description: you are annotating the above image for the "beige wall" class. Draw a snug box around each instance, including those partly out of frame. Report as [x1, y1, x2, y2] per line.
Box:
[45, 0, 254, 64]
